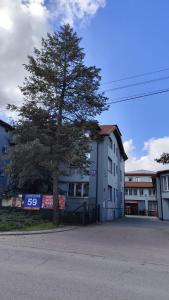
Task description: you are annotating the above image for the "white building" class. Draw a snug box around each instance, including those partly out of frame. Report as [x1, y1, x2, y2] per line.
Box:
[125, 170, 157, 216]
[156, 170, 169, 220]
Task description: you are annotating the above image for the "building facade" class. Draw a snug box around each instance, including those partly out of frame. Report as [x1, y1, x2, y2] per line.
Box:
[0, 121, 127, 222]
[0, 120, 13, 198]
[59, 125, 127, 222]
[156, 170, 169, 220]
[125, 170, 157, 216]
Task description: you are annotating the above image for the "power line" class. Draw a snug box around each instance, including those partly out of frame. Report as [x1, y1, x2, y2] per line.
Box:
[103, 75, 169, 93]
[102, 67, 169, 85]
[107, 87, 169, 104]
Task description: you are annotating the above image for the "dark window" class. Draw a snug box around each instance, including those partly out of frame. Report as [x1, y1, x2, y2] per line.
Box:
[114, 163, 116, 176]
[129, 188, 132, 195]
[133, 188, 137, 196]
[108, 185, 112, 201]
[125, 188, 128, 195]
[140, 188, 144, 196]
[68, 183, 74, 197]
[83, 183, 89, 197]
[108, 157, 112, 173]
[108, 137, 112, 149]
[68, 183, 89, 197]
[2, 146, 7, 154]
[76, 183, 82, 197]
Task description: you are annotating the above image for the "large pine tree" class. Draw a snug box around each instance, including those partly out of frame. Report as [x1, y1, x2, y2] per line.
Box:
[8, 25, 108, 224]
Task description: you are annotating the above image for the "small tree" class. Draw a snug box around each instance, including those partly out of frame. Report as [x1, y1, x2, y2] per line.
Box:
[8, 25, 108, 224]
[155, 153, 169, 164]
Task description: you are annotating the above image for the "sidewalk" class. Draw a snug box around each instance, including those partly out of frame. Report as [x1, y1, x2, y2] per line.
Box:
[0, 226, 78, 236]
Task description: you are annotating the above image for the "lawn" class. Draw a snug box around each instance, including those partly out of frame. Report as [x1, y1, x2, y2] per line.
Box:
[0, 209, 56, 231]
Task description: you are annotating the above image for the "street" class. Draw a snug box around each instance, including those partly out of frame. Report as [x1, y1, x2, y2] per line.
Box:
[0, 217, 169, 300]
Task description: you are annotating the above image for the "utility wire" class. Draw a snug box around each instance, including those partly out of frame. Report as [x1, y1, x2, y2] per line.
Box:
[107, 87, 169, 104]
[102, 75, 169, 93]
[102, 67, 169, 85]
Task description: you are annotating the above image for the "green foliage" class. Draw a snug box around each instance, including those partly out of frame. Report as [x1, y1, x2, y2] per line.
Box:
[155, 153, 169, 164]
[0, 210, 55, 231]
[7, 25, 108, 222]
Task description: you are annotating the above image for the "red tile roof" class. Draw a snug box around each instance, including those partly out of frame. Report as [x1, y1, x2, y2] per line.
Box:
[125, 182, 154, 188]
[99, 125, 116, 136]
[99, 125, 128, 161]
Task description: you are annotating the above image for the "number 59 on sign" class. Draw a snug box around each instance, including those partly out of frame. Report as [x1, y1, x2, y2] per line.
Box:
[24, 194, 41, 210]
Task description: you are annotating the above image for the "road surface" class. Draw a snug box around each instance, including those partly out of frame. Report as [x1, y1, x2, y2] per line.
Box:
[0, 217, 169, 300]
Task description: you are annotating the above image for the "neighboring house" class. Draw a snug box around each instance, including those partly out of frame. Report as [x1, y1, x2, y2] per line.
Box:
[156, 170, 169, 220]
[0, 120, 13, 198]
[59, 125, 128, 222]
[125, 170, 157, 216]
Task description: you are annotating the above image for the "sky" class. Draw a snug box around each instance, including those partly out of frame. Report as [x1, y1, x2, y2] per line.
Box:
[0, 0, 169, 171]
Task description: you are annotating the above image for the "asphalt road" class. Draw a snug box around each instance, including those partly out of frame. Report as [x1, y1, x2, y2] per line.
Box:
[0, 217, 169, 300]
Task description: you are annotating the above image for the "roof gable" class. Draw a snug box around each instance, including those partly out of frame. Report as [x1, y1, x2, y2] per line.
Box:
[99, 124, 127, 161]
[0, 120, 13, 131]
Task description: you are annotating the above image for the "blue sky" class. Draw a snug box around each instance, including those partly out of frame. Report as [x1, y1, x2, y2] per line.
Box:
[74, 0, 169, 154]
[0, 0, 169, 170]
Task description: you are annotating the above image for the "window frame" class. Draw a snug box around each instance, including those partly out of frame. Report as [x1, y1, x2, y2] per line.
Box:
[68, 182, 89, 198]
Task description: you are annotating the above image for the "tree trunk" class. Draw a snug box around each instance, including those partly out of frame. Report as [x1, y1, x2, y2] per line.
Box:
[52, 169, 60, 225]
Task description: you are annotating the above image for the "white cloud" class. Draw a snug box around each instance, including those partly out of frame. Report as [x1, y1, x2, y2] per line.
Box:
[49, 0, 106, 25]
[124, 137, 169, 172]
[0, 0, 106, 117]
[0, 0, 49, 116]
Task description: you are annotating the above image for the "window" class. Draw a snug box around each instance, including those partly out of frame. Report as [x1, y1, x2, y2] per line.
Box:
[0, 169, 4, 176]
[114, 188, 116, 202]
[114, 143, 116, 153]
[128, 177, 132, 182]
[108, 185, 112, 201]
[140, 188, 144, 196]
[120, 170, 122, 181]
[68, 183, 75, 197]
[68, 183, 89, 197]
[133, 188, 137, 196]
[75, 183, 82, 197]
[83, 183, 89, 197]
[114, 163, 116, 176]
[125, 188, 128, 195]
[2, 146, 7, 154]
[129, 188, 132, 196]
[162, 175, 169, 191]
[116, 165, 118, 175]
[108, 137, 113, 149]
[108, 157, 112, 173]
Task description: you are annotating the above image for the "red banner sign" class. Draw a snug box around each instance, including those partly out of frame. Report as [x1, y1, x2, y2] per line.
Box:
[42, 195, 53, 209]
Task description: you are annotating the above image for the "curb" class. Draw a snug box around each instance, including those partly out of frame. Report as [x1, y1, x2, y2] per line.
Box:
[0, 226, 78, 236]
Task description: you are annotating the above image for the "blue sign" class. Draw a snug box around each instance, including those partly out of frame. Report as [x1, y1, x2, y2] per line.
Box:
[24, 194, 42, 210]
